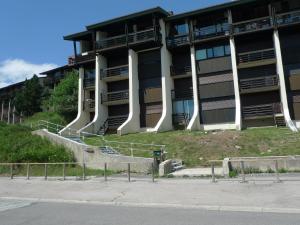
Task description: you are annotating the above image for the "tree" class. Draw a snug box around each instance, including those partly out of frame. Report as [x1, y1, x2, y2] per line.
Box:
[14, 75, 42, 116]
[46, 70, 78, 122]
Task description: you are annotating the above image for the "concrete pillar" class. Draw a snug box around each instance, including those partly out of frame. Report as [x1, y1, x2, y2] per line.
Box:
[59, 67, 86, 135]
[118, 49, 140, 135]
[12, 106, 15, 124]
[152, 19, 174, 132]
[7, 99, 11, 124]
[1, 101, 3, 121]
[273, 30, 298, 132]
[187, 46, 201, 131]
[230, 37, 242, 130]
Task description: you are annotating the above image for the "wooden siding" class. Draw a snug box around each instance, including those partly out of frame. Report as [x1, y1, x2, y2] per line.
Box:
[199, 81, 234, 99]
[199, 72, 233, 85]
[201, 99, 235, 111]
[144, 87, 162, 103]
[197, 56, 232, 74]
[201, 108, 235, 124]
[289, 74, 300, 91]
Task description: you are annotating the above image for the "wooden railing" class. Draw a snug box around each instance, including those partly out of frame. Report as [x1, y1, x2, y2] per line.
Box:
[170, 65, 192, 77]
[240, 75, 279, 92]
[102, 90, 129, 103]
[238, 48, 275, 64]
[233, 16, 272, 34]
[100, 65, 129, 80]
[242, 103, 281, 119]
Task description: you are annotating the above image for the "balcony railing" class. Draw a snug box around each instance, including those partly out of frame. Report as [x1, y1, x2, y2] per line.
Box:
[75, 52, 96, 64]
[233, 16, 272, 34]
[171, 89, 193, 100]
[242, 103, 282, 119]
[83, 78, 95, 88]
[194, 23, 230, 41]
[102, 90, 129, 103]
[108, 115, 128, 128]
[170, 65, 192, 77]
[276, 10, 300, 27]
[238, 48, 275, 65]
[127, 27, 157, 44]
[240, 75, 279, 93]
[172, 113, 190, 128]
[100, 65, 129, 80]
[166, 34, 190, 48]
[95, 34, 127, 50]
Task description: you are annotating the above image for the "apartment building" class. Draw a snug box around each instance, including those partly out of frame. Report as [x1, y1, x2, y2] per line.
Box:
[58, 0, 300, 135]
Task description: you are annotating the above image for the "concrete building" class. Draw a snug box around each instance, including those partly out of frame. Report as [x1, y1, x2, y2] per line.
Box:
[59, 0, 300, 135]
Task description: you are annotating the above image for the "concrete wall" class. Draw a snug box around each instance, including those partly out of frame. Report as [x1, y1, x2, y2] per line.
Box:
[33, 129, 153, 173]
[158, 159, 173, 176]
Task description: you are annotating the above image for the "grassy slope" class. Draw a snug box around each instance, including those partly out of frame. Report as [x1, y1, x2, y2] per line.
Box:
[23, 112, 67, 127]
[85, 128, 300, 167]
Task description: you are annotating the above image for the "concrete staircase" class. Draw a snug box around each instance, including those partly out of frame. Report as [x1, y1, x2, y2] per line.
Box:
[171, 159, 185, 172]
[99, 146, 120, 155]
[274, 114, 286, 127]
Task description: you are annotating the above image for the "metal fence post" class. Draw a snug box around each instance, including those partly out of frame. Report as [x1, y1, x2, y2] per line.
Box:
[128, 163, 131, 182]
[211, 162, 216, 183]
[130, 143, 133, 157]
[63, 163, 66, 181]
[83, 163, 86, 181]
[44, 164, 48, 180]
[240, 161, 246, 183]
[10, 164, 13, 179]
[275, 160, 281, 183]
[26, 163, 30, 180]
[104, 163, 107, 182]
[152, 162, 155, 183]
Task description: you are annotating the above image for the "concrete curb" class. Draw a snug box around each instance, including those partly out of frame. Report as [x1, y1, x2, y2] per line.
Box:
[1, 196, 299, 214]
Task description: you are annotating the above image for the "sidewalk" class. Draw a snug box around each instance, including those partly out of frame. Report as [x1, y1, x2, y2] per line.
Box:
[0, 177, 300, 214]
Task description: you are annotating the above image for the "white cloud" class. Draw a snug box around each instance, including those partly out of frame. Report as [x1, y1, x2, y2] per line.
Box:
[0, 59, 58, 88]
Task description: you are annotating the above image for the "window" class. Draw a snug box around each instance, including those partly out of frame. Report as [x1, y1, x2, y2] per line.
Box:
[170, 23, 188, 36]
[84, 68, 95, 79]
[196, 45, 231, 61]
[196, 49, 207, 60]
[172, 100, 194, 120]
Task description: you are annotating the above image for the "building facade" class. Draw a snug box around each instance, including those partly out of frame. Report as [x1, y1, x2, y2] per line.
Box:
[60, 0, 300, 135]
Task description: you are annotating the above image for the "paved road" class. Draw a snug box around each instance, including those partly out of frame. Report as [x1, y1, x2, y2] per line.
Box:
[0, 199, 300, 225]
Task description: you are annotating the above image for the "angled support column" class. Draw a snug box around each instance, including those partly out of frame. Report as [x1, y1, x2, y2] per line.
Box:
[12, 106, 16, 124]
[230, 38, 242, 130]
[7, 99, 11, 124]
[79, 55, 108, 134]
[59, 68, 88, 136]
[1, 101, 4, 121]
[152, 19, 173, 132]
[273, 30, 298, 132]
[118, 49, 140, 135]
[187, 46, 201, 131]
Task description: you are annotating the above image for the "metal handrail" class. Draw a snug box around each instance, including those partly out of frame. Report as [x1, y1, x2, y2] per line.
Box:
[242, 103, 282, 118]
[233, 16, 272, 34]
[194, 23, 230, 39]
[102, 90, 129, 103]
[100, 64, 129, 79]
[95, 34, 127, 49]
[276, 9, 300, 26]
[240, 75, 279, 90]
[238, 48, 275, 64]
[83, 78, 95, 88]
[128, 27, 156, 43]
[166, 33, 190, 47]
[171, 89, 193, 100]
[170, 65, 192, 76]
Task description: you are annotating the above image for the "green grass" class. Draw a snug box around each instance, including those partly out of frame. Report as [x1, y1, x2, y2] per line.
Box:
[84, 127, 300, 167]
[23, 112, 67, 127]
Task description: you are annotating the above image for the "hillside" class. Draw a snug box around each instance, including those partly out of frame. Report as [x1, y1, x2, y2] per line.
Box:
[85, 128, 300, 167]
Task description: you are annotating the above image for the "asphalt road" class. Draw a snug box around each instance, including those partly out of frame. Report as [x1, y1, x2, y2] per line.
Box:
[0, 199, 300, 225]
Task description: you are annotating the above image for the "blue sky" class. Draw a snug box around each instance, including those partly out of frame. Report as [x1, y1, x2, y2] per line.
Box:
[0, 0, 228, 87]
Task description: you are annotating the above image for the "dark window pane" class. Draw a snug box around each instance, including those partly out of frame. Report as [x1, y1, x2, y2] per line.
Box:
[207, 48, 214, 58]
[213, 46, 225, 57]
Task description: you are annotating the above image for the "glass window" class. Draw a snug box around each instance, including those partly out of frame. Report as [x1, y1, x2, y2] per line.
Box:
[207, 48, 214, 58]
[175, 24, 188, 36]
[173, 101, 184, 114]
[213, 46, 225, 57]
[225, 45, 231, 55]
[196, 49, 207, 60]
[84, 68, 95, 79]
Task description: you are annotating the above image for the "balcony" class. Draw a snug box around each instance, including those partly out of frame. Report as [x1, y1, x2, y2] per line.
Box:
[233, 16, 272, 35]
[237, 48, 276, 69]
[108, 115, 128, 129]
[170, 65, 192, 78]
[100, 65, 129, 82]
[75, 52, 96, 64]
[276, 10, 300, 27]
[242, 103, 282, 119]
[95, 27, 159, 51]
[166, 34, 190, 48]
[193, 23, 230, 42]
[240, 75, 279, 94]
[171, 89, 193, 100]
[102, 90, 129, 105]
[83, 78, 95, 88]
[172, 113, 190, 128]
[83, 99, 95, 111]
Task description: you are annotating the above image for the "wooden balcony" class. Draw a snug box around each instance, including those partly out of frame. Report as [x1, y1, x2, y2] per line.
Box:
[242, 103, 282, 120]
[102, 90, 129, 105]
[233, 16, 272, 35]
[237, 48, 276, 69]
[83, 78, 95, 88]
[171, 89, 193, 100]
[100, 65, 129, 82]
[240, 75, 279, 94]
[276, 10, 300, 28]
[166, 34, 190, 48]
[170, 65, 192, 78]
